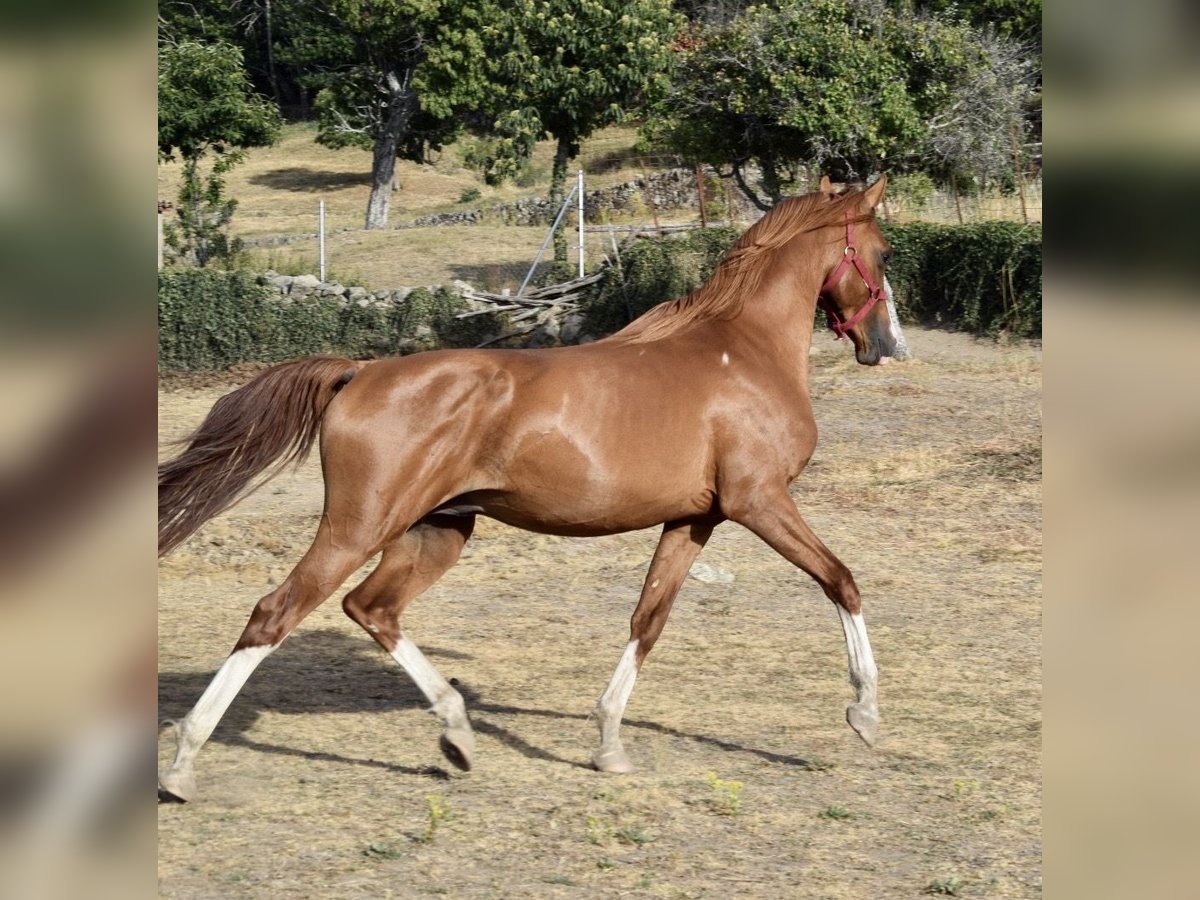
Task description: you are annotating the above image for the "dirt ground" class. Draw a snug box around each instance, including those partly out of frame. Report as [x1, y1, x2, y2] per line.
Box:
[158, 326, 1041, 899]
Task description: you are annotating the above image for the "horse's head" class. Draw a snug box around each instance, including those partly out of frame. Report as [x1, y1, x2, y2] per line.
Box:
[816, 175, 897, 366]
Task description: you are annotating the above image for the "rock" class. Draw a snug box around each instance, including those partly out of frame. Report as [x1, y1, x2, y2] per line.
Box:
[290, 274, 321, 295]
[560, 314, 585, 344]
[688, 562, 736, 584]
[347, 286, 369, 303]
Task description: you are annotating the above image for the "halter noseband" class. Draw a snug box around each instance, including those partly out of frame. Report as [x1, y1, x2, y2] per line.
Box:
[818, 211, 886, 339]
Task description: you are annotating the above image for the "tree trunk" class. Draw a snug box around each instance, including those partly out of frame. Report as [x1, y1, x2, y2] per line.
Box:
[731, 161, 772, 213]
[263, 0, 280, 106]
[550, 136, 571, 265]
[760, 154, 784, 205]
[365, 72, 416, 230]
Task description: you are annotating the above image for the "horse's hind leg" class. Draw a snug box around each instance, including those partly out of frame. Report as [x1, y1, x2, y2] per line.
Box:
[727, 489, 880, 747]
[159, 523, 375, 802]
[341, 515, 476, 771]
[593, 518, 718, 773]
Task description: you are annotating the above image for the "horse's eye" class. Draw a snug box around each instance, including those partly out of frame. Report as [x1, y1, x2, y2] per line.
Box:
[881, 251, 892, 265]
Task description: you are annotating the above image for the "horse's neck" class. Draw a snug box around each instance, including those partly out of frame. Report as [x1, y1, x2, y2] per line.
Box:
[726, 253, 823, 368]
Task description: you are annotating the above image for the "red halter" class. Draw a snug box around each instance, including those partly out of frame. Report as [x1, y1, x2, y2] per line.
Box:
[818, 211, 886, 339]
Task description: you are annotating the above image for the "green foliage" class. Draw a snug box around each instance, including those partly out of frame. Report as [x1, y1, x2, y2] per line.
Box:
[704, 771, 744, 816]
[818, 804, 854, 820]
[471, 0, 680, 191]
[158, 271, 509, 371]
[363, 841, 405, 859]
[645, 1, 1032, 199]
[417, 794, 450, 843]
[158, 40, 281, 163]
[883, 221, 1042, 337]
[924, 875, 963, 896]
[286, 0, 505, 226]
[159, 39, 282, 266]
[888, 172, 937, 208]
[581, 227, 737, 335]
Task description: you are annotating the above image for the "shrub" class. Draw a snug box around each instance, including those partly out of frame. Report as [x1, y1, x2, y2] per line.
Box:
[581, 226, 738, 336]
[883, 221, 1041, 338]
[158, 270, 510, 371]
[158, 269, 275, 371]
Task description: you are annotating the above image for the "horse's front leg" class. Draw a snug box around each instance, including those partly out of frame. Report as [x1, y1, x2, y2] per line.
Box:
[592, 517, 720, 773]
[725, 487, 880, 746]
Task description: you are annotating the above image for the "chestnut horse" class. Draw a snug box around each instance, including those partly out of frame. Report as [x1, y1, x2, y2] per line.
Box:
[158, 176, 897, 801]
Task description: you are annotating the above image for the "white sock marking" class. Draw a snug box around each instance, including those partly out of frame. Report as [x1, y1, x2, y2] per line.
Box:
[835, 607, 878, 696]
[171, 644, 275, 770]
[596, 641, 640, 748]
[391, 637, 467, 727]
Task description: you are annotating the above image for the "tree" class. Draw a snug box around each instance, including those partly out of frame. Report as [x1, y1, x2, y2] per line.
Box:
[160, 0, 309, 116]
[159, 39, 282, 266]
[474, 0, 680, 262]
[296, 0, 496, 229]
[644, 1, 1016, 208]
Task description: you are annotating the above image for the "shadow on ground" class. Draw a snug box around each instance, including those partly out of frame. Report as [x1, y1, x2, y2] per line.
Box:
[449, 261, 531, 292]
[249, 167, 372, 193]
[159, 628, 823, 781]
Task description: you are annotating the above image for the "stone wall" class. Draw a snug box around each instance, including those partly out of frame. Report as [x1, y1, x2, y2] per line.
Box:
[395, 168, 758, 229]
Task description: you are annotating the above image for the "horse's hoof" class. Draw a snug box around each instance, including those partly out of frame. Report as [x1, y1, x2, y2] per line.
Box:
[847, 703, 880, 747]
[591, 748, 636, 774]
[439, 728, 474, 772]
[158, 768, 196, 803]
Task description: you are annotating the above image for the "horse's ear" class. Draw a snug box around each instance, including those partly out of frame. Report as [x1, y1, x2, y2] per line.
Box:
[861, 174, 888, 210]
[819, 175, 833, 195]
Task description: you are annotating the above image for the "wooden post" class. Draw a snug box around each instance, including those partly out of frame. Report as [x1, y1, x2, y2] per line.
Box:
[951, 174, 964, 225]
[695, 163, 708, 228]
[638, 158, 662, 237]
[1009, 119, 1029, 225]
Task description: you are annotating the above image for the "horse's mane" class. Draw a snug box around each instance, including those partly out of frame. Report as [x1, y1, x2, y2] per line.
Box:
[608, 187, 871, 345]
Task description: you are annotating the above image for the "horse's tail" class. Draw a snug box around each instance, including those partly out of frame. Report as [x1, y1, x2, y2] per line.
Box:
[158, 355, 361, 557]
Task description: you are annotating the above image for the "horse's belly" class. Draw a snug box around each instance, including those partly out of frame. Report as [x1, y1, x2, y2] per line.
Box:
[458, 481, 714, 537]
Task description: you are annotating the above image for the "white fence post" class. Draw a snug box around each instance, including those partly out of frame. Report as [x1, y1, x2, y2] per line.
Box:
[318, 200, 326, 281]
[577, 169, 585, 278]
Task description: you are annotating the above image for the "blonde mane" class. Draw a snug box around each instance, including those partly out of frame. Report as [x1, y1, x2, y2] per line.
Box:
[609, 188, 870, 345]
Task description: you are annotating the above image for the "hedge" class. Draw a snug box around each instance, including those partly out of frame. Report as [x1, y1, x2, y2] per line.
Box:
[158, 221, 1041, 370]
[158, 269, 502, 371]
[582, 221, 1042, 339]
[882, 221, 1042, 338]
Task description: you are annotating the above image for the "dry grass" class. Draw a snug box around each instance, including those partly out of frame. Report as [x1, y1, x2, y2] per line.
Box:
[158, 327, 1041, 898]
[248, 225, 626, 294]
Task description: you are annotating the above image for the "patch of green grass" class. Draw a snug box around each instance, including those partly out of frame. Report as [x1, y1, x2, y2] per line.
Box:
[363, 841, 405, 860]
[818, 804, 854, 820]
[924, 876, 963, 896]
[586, 814, 615, 846]
[615, 825, 655, 846]
[596, 856, 617, 871]
[704, 771, 744, 816]
[545, 873, 576, 886]
[417, 794, 451, 843]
